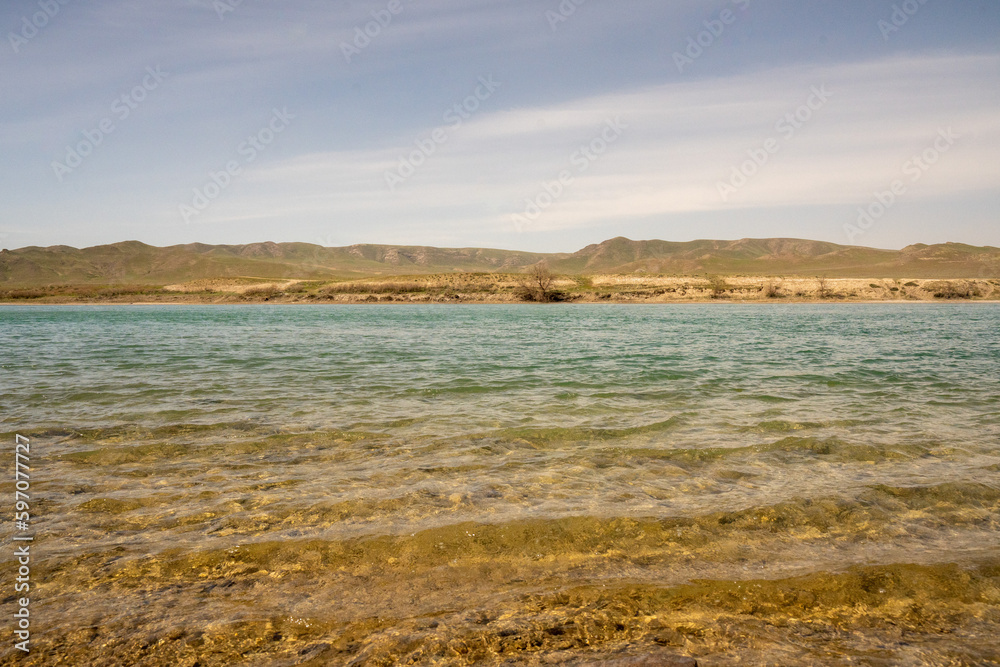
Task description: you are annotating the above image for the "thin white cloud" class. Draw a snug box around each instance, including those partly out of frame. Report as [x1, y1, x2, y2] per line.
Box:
[183, 53, 1000, 235]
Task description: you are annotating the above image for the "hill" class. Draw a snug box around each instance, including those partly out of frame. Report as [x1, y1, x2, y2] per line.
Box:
[1, 237, 998, 287]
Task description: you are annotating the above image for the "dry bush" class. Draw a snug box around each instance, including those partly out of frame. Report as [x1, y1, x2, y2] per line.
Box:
[705, 275, 731, 298]
[95, 286, 162, 298]
[925, 281, 982, 299]
[816, 278, 830, 299]
[243, 287, 279, 299]
[518, 264, 559, 302]
[0, 285, 163, 300]
[323, 282, 427, 295]
[763, 280, 782, 298]
[0, 289, 47, 299]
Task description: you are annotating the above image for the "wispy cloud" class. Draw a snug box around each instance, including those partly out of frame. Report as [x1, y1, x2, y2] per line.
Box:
[183, 54, 1000, 236]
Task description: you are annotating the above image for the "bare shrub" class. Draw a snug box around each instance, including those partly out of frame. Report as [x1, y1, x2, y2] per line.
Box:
[323, 282, 427, 295]
[705, 275, 730, 299]
[519, 263, 557, 302]
[0, 289, 47, 299]
[926, 281, 982, 299]
[244, 287, 279, 299]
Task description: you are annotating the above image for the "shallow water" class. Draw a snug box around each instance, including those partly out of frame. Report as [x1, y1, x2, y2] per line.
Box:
[1, 304, 998, 665]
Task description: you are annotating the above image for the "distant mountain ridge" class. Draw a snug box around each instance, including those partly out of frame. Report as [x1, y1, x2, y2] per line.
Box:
[1, 237, 998, 285]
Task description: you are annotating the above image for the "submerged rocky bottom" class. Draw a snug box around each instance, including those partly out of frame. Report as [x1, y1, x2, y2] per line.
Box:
[10, 535, 1000, 666]
[4, 424, 999, 666]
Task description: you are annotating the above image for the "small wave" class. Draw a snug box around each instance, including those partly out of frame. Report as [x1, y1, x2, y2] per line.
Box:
[494, 416, 684, 445]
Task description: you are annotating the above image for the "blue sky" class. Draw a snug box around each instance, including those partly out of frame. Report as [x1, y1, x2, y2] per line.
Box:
[1, 0, 998, 252]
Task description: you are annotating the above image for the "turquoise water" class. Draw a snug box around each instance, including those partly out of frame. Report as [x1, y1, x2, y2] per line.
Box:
[4, 304, 998, 434]
[1, 304, 998, 665]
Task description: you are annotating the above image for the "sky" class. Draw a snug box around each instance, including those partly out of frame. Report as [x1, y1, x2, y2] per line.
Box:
[1, 0, 998, 253]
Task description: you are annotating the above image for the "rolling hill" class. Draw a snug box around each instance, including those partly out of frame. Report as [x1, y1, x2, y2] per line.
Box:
[0, 237, 998, 286]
